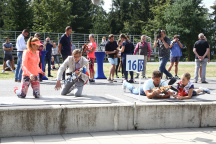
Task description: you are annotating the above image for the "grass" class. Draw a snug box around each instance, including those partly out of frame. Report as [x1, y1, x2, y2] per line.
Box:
[0, 64, 215, 80]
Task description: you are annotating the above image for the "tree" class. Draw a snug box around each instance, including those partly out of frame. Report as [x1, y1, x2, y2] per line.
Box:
[3, 0, 33, 31]
[32, 0, 73, 33]
[164, 0, 208, 61]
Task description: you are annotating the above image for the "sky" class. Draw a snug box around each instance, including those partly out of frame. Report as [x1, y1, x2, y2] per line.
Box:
[102, 0, 215, 13]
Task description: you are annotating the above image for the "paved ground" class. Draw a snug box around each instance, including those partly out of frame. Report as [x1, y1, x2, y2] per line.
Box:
[1, 127, 216, 144]
[0, 77, 216, 106]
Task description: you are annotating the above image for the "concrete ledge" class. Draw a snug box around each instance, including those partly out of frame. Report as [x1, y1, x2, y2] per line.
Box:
[0, 103, 216, 137]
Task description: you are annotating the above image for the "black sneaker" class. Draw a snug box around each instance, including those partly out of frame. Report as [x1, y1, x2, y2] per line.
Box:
[48, 75, 53, 77]
[135, 75, 139, 79]
[201, 81, 208, 83]
[168, 77, 177, 85]
[128, 79, 134, 83]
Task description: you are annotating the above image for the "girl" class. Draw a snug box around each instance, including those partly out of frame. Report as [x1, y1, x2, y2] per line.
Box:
[86, 34, 97, 82]
[175, 72, 210, 100]
[116, 39, 122, 78]
[14, 37, 45, 98]
[117, 34, 134, 83]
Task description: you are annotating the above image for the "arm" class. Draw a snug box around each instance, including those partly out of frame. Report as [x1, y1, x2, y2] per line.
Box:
[133, 43, 139, 55]
[202, 48, 210, 59]
[20, 37, 27, 50]
[178, 89, 193, 100]
[162, 39, 170, 49]
[58, 43, 62, 54]
[56, 57, 70, 80]
[193, 48, 200, 58]
[3, 46, 10, 51]
[177, 41, 183, 48]
[117, 46, 125, 53]
[10, 46, 13, 51]
[208, 45, 210, 62]
[88, 44, 96, 53]
[147, 42, 151, 58]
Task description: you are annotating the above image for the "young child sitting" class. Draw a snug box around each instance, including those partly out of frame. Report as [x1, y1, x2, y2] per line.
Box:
[51, 56, 57, 70]
[175, 72, 210, 100]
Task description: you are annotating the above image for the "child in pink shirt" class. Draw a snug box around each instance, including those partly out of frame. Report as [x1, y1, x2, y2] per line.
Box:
[14, 37, 45, 98]
[86, 34, 97, 82]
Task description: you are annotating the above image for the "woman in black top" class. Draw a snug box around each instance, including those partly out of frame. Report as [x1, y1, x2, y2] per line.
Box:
[117, 34, 134, 83]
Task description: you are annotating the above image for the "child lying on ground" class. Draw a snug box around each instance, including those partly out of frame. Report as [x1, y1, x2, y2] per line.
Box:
[175, 72, 210, 100]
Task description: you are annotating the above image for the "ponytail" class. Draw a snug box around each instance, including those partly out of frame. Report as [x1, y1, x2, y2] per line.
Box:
[119, 34, 129, 43]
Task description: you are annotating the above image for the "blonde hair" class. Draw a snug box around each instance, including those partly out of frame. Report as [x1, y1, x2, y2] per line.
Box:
[27, 37, 40, 51]
[182, 72, 191, 80]
[72, 49, 82, 56]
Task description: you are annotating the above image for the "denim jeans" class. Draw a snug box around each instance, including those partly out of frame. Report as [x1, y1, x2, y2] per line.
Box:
[123, 81, 146, 95]
[194, 58, 208, 82]
[44, 56, 51, 76]
[159, 57, 173, 78]
[15, 52, 23, 81]
[122, 54, 133, 80]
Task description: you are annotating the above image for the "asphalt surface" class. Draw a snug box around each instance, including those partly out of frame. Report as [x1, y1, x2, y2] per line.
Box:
[0, 77, 216, 106]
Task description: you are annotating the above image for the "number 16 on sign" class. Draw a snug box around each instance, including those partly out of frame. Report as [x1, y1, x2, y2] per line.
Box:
[126, 55, 144, 72]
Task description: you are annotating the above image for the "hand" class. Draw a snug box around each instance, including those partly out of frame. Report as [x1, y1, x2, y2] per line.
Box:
[41, 72, 45, 77]
[158, 37, 164, 41]
[30, 74, 35, 80]
[208, 59, 210, 63]
[117, 48, 120, 51]
[147, 57, 150, 61]
[154, 35, 158, 41]
[178, 96, 183, 100]
[113, 50, 117, 53]
[173, 39, 177, 42]
[75, 71, 80, 76]
[55, 80, 61, 90]
[153, 88, 161, 95]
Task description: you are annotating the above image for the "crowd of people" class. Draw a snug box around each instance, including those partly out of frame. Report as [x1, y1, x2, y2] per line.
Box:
[1, 27, 211, 99]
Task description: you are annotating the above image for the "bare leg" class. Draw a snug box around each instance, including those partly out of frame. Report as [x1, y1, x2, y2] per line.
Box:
[10, 61, 14, 70]
[3, 61, 6, 71]
[111, 64, 115, 79]
[195, 89, 203, 94]
[168, 62, 174, 72]
[174, 62, 179, 76]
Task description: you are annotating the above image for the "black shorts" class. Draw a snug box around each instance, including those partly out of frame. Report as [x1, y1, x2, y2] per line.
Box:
[4, 54, 13, 61]
[192, 90, 197, 96]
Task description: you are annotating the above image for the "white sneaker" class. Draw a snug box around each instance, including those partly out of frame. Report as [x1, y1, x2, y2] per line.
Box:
[199, 87, 210, 94]
[122, 80, 126, 92]
[1, 70, 5, 73]
[12, 70, 15, 73]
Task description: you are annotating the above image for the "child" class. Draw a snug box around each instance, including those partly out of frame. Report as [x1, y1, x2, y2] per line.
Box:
[51, 56, 56, 70]
[14, 37, 45, 98]
[86, 34, 97, 82]
[175, 72, 210, 100]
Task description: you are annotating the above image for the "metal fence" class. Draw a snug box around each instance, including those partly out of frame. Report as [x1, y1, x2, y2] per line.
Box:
[0, 30, 158, 63]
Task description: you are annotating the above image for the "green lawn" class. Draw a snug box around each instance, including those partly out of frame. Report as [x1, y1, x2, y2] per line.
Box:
[0, 64, 215, 80]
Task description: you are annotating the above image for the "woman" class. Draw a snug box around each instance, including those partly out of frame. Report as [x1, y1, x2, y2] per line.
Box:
[117, 34, 134, 83]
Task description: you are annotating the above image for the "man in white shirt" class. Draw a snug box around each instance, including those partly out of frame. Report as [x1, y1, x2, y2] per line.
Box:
[15, 29, 29, 82]
[122, 71, 174, 99]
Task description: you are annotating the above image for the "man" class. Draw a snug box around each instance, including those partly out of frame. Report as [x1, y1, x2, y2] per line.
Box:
[105, 34, 118, 82]
[44, 37, 53, 77]
[193, 33, 210, 83]
[34, 33, 44, 81]
[15, 29, 29, 82]
[154, 30, 176, 83]
[134, 35, 151, 79]
[2, 37, 15, 73]
[122, 71, 173, 99]
[167, 35, 183, 79]
[58, 26, 72, 80]
[55, 49, 89, 96]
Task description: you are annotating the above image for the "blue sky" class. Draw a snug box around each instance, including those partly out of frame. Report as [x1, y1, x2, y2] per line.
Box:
[102, 0, 215, 13]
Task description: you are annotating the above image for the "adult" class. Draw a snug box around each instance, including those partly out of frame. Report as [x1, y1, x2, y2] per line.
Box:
[15, 29, 29, 82]
[58, 26, 72, 80]
[52, 42, 60, 68]
[55, 49, 89, 96]
[2, 37, 15, 73]
[199, 36, 210, 81]
[193, 33, 210, 83]
[105, 34, 118, 82]
[122, 71, 173, 99]
[44, 37, 53, 77]
[167, 35, 183, 79]
[117, 34, 134, 83]
[134, 35, 151, 79]
[154, 30, 176, 82]
[34, 33, 44, 81]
